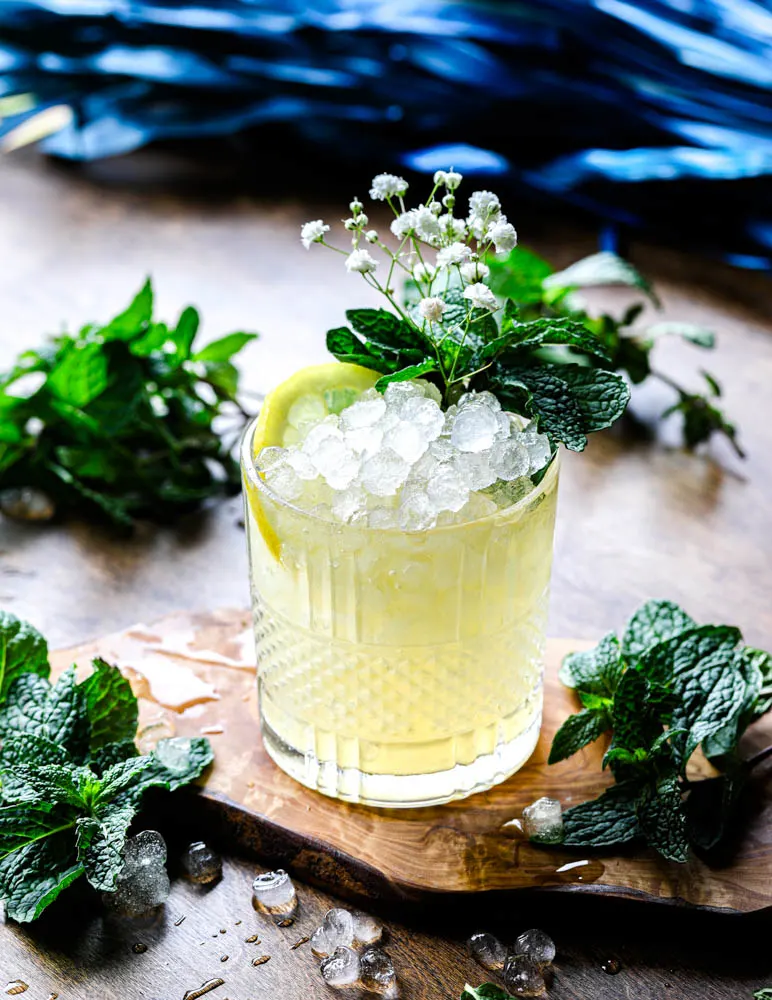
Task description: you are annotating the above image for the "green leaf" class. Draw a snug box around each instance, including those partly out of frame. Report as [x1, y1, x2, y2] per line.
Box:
[326, 327, 394, 373]
[562, 783, 641, 848]
[375, 360, 438, 391]
[485, 245, 553, 305]
[193, 332, 258, 363]
[101, 279, 153, 341]
[461, 985, 514, 1000]
[548, 709, 611, 765]
[491, 364, 630, 451]
[128, 321, 169, 357]
[138, 737, 214, 793]
[48, 343, 108, 408]
[78, 658, 138, 752]
[480, 317, 612, 364]
[170, 306, 200, 362]
[76, 802, 135, 891]
[543, 252, 659, 306]
[90, 740, 139, 774]
[636, 774, 689, 862]
[753, 989, 772, 999]
[559, 633, 624, 698]
[610, 669, 664, 758]
[0, 823, 83, 923]
[2, 763, 90, 808]
[645, 322, 715, 349]
[0, 611, 49, 701]
[346, 308, 424, 351]
[622, 600, 697, 660]
[0, 669, 85, 758]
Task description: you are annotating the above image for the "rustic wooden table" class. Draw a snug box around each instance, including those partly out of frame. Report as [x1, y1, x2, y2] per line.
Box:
[1, 149, 771, 999]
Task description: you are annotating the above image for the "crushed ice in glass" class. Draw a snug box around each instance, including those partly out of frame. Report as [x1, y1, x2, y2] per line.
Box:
[469, 931, 507, 971]
[257, 381, 553, 530]
[251, 869, 297, 923]
[105, 830, 170, 917]
[522, 797, 564, 844]
[514, 928, 556, 967]
[360, 946, 397, 995]
[320, 945, 361, 987]
[503, 953, 547, 997]
[311, 907, 355, 956]
[181, 841, 222, 884]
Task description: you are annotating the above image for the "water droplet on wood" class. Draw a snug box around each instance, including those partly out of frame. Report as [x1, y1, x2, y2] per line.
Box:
[601, 958, 622, 975]
[252, 956, 271, 967]
[5, 985, 29, 997]
[244, 934, 260, 944]
[290, 936, 310, 950]
[132, 943, 148, 954]
[182, 980, 225, 1000]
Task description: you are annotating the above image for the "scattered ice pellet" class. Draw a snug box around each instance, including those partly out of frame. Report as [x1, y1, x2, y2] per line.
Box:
[351, 911, 383, 947]
[522, 797, 564, 844]
[503, 953, 547, 997]
[105, 830, 170, 918]
[320, 946, 361, 987]
[0, 487, 55, 521]
[181, 842, 222, 885]
[469, 931, 507, 971]
[302, 417, 342, 454]
[251, 869, 298, 923]
[310, 437, 359, 490]
[311, 907, 355, 956]
[514, 928, 556, 967]
[360, 946, 397, 993]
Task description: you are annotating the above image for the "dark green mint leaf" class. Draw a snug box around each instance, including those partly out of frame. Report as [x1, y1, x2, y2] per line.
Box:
[548, 709, 610, 765]
[562, 783, 641, 848]
[559, 633, 624, 698]
[100, 278, 153, 341]
[47, 343, 108, 408]
[611, 669, 663, 756]
[0, 611, 49, 700]
[0, 669, 85, 758]
[636, 775, 689, 863]
[138, 736, 214, 793]
[193, 332, 258, 363]
[461, 985, 514, 1000]
[78, 658, 138, 752]
[3, 763, 91, 809]
[481, 317, 612, 364]
[76, 802, 135, 892]
[0, 734, 68, 802]
[89, 740, 138, 774]
[485, 245, 553, 305]
[170, 306, 200, 362]
[346, 309, 424, 351]
[326, 327, 394, 374]
[375, 361, 438, 391]
[542, 252, 659, 306]
[622, 600, 696, 659]
[0, 826, 84, 923]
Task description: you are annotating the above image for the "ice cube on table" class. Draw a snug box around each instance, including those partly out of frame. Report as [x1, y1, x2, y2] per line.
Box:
[181, 841, 222, 885]
[360, 947, 397, 994]
[311, 907, 355, 956]
[522, 797, 564, 844]
[360, 449, 410, 497]
[320, 946, 361, 987]
[106, 830, 170, 918]
[503, 953, 547, 997]
[351, 911, 383, 947]
[427, 467, 469, 513]
[468, 931, 507, 971]
[514, 928, 556, 967]
[251, 869, 298, 923]
[489, 440, 530, 481]
[450, 405, 499, 453]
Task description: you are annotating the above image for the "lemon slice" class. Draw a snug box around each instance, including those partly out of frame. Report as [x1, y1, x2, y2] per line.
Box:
[244, 363, 381, 559]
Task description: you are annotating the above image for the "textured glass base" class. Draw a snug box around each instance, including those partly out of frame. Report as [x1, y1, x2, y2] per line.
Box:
[261, 707, 542, 808]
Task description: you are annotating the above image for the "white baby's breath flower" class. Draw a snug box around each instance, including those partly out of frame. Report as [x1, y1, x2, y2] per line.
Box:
[413, 205, 441, 243]
[349, 197, 363, 214]
[300, 219, 329, 249]
[344, 218, 358, 231]
[434, 169, 463, 190]
[468, 190, 501, 218]
[460, 260, 490, 283]
[345, 248, 378, 274]
[418, 296, 446, 323]
[438, 214, 466, 242]
[436, 242, 473, 269]
[487, 218, 518, 253]
[391, 210, 417, 239]
[463, 282, 498, 311]
[428, 200, 442, 216]
[369, 173, 408, 201]
[413, 261, 437, 283]
[365, 229, 379, 243]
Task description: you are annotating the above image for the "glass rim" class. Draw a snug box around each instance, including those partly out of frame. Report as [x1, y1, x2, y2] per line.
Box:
[240, 412, 560, 534]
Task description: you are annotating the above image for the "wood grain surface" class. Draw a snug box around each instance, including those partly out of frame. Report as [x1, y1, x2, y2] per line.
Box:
[50, 607, 772, 914]
[1, 149, 772, 998]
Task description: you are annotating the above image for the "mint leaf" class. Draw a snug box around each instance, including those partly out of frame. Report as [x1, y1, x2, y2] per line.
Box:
[76, 803, 135, 892]
[548, 709, 611, 765]
[636, 775, 689, 863]
[644, 322, 715, 349]
[542, 251, 659, 306]
[101, 278, 153, 341]
[753, 989, 772, 998]
[480, 317, 612, 364]
[461, 985, 514, 1000]
[610, 670, 663, 758]
[78, 658, 138, 752]
[562, 784, 641, 848]
[0, 826, 84, 923]
[0, 669, 85, 757]
[193, 332, 258, 363]
[485, 245, 553, 305]
[170, 305, 200, 362]
[559, 633, 624, 698]
[326, 327, 396, 374]
[375, 360, 438, 390]
[622, 600, 696, 659]
[139, 736, 214, 792]
[48, 343, 108, 408]
[0, 611, 49, 700]
[347, 309, 425, 352]
[90, 740, 139, 773]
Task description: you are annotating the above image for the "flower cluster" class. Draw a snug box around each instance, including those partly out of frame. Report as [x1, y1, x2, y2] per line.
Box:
[299, 170, 516, 328]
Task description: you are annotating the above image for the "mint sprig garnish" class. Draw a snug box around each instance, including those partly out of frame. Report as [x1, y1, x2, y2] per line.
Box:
[0, 612, 213, 922]
[0, 279, 258, 528]
[545, 599, 772, 862]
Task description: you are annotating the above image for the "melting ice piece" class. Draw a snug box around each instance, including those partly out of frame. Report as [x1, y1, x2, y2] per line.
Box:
[351, 911, 383, 947]
[513, 929, 556, 967]
[252, 869, 298, 923]
[181, 841, 222, 885]
[310, 907, 355, 956]
[522, 797, 564, 844]
[468, 931, 507, 971]
[360, 947, 397, 994]
[320, 946, 361, 987]
[503, 953, 547, 997]
[106, 830, 170, 917]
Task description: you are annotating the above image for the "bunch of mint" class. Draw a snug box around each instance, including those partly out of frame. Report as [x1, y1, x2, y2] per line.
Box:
[0, 279, 257, 528]
[486, 248, 742, 456]
[0, 611, 213, 922]
[546, 600, 772, 862]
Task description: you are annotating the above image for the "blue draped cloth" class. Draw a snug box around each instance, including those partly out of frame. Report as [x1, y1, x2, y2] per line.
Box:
[1, 0, 771, 266]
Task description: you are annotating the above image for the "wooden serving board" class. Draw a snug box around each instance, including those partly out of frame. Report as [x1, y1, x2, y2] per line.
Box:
[51, 608, 772, 914]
